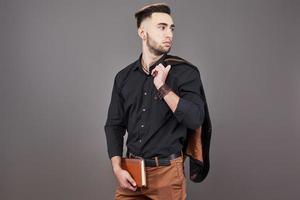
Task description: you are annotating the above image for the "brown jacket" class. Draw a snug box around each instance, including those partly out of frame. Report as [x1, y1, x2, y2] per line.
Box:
[164, 55, 212, 183]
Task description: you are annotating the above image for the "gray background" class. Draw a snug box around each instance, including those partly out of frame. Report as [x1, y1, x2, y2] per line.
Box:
[1, 0, 299, 199]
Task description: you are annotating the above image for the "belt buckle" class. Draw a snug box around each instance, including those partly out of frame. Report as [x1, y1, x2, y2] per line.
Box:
[154, 156, 159, 167]
[129, 152, 142, 159]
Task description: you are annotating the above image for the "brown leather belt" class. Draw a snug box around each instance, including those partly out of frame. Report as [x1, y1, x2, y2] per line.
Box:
[128, 151, 182, 167]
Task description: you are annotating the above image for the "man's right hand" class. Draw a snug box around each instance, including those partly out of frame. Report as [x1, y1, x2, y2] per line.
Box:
[114, 168, 137, 191]
[111, 156, 137, 191]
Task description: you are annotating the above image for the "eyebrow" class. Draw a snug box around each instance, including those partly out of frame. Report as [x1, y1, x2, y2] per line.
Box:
[157, 23, 175, 28]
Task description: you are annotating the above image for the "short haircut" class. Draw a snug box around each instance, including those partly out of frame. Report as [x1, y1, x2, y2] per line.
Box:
[134, 3, 171, 28]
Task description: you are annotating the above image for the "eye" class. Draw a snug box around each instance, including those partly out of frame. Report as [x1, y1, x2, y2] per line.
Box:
[158, 26, 166, 30]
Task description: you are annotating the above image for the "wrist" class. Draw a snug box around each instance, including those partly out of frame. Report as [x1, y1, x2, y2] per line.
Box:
[155, 82, 164, 90]
[111, 156, 122, 173]
[113, 165, 122, 174]
[157, 83, 171, 99]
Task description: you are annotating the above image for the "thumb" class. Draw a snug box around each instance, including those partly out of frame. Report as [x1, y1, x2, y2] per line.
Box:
[166, 65, 171, 73]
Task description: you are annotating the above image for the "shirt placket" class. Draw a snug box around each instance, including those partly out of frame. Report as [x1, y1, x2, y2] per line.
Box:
[138, 75, 152, 149]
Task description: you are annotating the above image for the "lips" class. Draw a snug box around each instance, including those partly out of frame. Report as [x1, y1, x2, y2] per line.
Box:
[163, 41, 172, 46]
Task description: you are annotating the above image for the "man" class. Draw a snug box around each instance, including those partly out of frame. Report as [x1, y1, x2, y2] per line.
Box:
[104, 3, 212, 200]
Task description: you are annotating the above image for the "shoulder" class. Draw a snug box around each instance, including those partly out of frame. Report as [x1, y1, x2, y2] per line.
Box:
[165, 54, 200, 75]
[113, 59, 138, 88]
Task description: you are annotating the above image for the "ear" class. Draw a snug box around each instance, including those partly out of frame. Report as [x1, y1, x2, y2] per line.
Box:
[138, 27, 146, 41]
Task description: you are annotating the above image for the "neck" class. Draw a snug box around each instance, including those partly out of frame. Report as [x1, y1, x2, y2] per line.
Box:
[141, 45, 164, 71]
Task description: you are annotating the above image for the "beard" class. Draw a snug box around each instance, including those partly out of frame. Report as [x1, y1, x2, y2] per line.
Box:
[146, 33, 171, 56]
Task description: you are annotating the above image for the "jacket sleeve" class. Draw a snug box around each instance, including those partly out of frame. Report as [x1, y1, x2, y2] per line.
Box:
[173, 67, 205, 130]
[104, 74, 126, 159]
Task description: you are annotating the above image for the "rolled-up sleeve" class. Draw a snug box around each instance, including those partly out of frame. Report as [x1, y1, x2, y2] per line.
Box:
[173, 67, 205, 130]
[104, 74, 126, 159]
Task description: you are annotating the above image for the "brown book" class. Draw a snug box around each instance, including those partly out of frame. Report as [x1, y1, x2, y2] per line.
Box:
[121, 158, 146, 187]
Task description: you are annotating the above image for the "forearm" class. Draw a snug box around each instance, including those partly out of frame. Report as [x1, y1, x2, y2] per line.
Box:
[162, 90, 180, 112]
[104, 125, 126, 159]
[152, 64, 205, 129]
[174, 97, 204, 129]
[160, 85, 204, 129]
[111, 156, 122, 173]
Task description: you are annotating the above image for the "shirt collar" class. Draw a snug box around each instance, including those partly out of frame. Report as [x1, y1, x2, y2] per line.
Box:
[133, 53, 168, 75]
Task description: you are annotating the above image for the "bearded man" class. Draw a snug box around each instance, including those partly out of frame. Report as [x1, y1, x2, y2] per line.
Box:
[104, 3, 212, 200]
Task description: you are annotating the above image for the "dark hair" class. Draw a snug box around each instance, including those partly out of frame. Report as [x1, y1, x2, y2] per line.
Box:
[134, 3, 171, 28]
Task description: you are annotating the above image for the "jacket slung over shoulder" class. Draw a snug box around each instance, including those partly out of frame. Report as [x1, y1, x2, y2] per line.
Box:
[164, 55, 212, 183]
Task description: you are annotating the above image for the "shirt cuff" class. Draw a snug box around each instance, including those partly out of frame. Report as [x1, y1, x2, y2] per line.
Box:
[174, 98, 188, 123]
[108, 151, 123, 159]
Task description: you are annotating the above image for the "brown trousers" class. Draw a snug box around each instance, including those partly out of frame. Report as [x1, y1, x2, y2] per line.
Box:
[115, 156, 186, 200]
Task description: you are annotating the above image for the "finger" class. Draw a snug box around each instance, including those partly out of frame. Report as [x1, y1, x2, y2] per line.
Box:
[160, 64, 169, 74]
[155, 64, 164, 71]
[126, 174, 137, 187]
[151, 68, 158, 77]
[120, 178, 136, 190]
[125, 179, 137, 191]
[121, 182, 136, 191]
[152, 70, 158, 77]
[165, 65, 171, 73]
[127, 184, 137, 191]
[157, 63, 165, 71]
[157, 63, 165, 68]
[151, 66, 160, 77]
[153, 65, 163, 76]
[151, 66, 157, 75]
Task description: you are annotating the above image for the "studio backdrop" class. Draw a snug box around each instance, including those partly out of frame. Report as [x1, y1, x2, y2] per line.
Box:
[1, 0, 299, 199]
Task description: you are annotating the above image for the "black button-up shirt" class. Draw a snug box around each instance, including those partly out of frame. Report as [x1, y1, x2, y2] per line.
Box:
[104, 53, 205, 159]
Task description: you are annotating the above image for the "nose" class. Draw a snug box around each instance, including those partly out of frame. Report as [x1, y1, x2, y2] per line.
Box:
[165, 28, 173, 40]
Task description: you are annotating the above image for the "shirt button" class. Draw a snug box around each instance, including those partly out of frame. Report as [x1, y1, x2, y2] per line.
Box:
[139, 139, 142, 143]
[144, 92, 147, 95]
[142, 108, 146, 112]
[141, 124, 144, 128]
